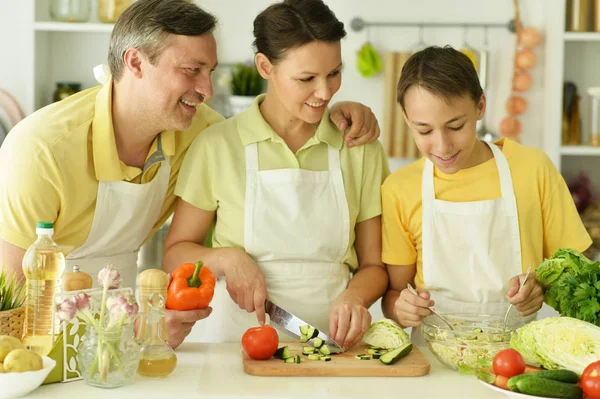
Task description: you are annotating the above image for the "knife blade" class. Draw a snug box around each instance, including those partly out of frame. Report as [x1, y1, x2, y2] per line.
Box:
[265, 299, 343, 354]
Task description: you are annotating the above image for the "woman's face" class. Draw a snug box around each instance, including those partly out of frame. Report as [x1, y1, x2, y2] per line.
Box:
[259, 40, 342, 124]
[402, 87, 485, 174]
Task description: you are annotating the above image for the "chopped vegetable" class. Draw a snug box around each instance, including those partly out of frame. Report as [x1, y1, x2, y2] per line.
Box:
[362, 319, 410, 349]
[535, 248, 600, 325]
[510, 317, 600, 375]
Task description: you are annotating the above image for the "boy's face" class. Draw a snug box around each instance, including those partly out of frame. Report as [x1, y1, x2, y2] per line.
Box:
[402, 87, 485, 174]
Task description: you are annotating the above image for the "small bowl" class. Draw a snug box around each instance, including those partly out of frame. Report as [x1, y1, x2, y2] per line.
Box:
[0, 356, 56, 399]
[422, 313, 524, 371]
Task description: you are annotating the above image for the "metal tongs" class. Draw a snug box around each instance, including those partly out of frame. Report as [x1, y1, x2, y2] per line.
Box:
[407, 283, 455, 331]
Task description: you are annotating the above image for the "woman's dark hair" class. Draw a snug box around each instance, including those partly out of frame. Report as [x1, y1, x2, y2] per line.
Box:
[397, 46, 483, 110]
[253, 0, 346, 64]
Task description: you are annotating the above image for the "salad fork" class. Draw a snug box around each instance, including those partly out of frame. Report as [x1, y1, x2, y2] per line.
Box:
[502, 262, 533, 331]
[407, 283, 455, 331]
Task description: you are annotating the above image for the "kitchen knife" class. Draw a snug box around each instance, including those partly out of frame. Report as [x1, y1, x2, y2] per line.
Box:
[265, 299, 343, 354]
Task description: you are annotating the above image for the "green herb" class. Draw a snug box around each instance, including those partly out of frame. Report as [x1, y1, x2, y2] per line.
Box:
[230, 63, 264, 96]
[0, 265, 26, 311]
[536, 248, 600, 325]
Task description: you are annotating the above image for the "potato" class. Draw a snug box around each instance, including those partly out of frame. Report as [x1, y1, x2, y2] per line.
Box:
[3, 349, 43, 372]
[0, 335, 25, 362]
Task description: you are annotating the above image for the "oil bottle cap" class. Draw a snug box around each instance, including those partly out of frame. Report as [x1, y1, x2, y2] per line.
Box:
[36, 221, 54, 234]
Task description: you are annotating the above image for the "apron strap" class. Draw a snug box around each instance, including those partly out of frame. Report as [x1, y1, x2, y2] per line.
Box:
[486, 142, 518, 217]
[245, 142, 259, 171]
[327, 146, 341, 172]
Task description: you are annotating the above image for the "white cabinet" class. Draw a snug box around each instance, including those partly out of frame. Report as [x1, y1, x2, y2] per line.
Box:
[31, 0, 114, 110]
[545, 0, 600, 188]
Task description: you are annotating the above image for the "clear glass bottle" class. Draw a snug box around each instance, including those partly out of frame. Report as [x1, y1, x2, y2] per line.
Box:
[98, 0, 133, 23]
[21, 222, 66, 356]
[137, 294, 177, 378]
[50, 0, 91, 23]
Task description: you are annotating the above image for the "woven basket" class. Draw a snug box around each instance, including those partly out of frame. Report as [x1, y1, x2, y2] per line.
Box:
[0, 307, 25, 338]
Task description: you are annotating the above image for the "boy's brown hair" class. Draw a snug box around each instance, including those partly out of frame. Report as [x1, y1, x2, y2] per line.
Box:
[397, 46, 483, 110]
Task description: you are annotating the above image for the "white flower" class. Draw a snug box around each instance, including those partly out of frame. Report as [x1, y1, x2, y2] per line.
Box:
[97, 265, 121, 289]
[56, 298, 77, 321]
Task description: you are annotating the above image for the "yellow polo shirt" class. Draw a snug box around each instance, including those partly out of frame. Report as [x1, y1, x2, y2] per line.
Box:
[382, 138, 592, 289]
[0, 78, 224, 255]
[176, 95, 390, 271]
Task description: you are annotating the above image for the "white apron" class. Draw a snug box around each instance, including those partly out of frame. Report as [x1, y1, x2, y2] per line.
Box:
[413, 142, 527, 343]
[196, 142, 351, 342]
[66, 125, 170, 289]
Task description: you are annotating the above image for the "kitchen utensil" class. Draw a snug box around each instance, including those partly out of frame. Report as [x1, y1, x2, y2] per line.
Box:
[406, 283, 455, 331]
[265, 299, 342, 354]
[502, 262, 532, 331]
[476, 27, 499, 144]
[242, 342, 430, 377]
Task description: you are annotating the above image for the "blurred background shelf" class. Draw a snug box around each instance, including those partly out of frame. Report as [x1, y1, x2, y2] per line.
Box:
[34, 21, 113, 32]
[560, 146, 600, 156]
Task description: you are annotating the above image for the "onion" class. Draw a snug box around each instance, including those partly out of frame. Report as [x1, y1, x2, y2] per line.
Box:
[516, 50, 537, 69]
[500, 117, 522, 138]
[505, 96, 528, 115]
[512, 71, 533, 92]
[519, 27, 542, 49]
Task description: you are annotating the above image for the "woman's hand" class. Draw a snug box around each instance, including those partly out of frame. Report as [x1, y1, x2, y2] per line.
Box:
[329, 101, 380, 148]
[165, 308, 213, 350]
[329, 293, 371, 351]
[223, 248, 269, 325]
[393, 287, 434, 328]
[506, 272, 544, 317]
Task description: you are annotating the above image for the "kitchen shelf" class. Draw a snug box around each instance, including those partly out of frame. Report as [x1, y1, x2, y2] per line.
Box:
[560, 146, 600, 156]
[34, 21, 114, 33]
[564, 32, 600, 41]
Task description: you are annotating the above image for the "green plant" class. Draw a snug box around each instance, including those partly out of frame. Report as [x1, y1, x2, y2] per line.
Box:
[0, 265, 26, 311]
[230, 62, 264, 96]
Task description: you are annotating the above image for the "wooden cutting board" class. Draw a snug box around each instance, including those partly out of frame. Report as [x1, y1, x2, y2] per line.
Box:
[242, 342, 430, 377]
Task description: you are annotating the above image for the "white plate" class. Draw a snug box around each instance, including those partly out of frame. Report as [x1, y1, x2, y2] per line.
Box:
[479, 380, 563, 399]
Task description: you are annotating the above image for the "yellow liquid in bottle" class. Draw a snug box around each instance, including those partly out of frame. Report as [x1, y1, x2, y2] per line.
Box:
[22, 248, 65, 356]
[137, 351, 177, 378]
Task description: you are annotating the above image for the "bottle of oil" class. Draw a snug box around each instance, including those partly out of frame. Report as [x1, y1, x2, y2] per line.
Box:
[137, 293, 177, 378]
[21, 222, 66, 356]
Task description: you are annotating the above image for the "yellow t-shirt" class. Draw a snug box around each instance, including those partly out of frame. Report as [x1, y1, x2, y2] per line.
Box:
[0, 78, 224, 255]
[176, 95, 391, 271]
[382, 138, 592, 289]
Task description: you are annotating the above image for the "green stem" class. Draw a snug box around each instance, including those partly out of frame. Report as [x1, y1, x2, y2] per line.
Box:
[98, 284, 109, 328]
[187, 261, 204, 288]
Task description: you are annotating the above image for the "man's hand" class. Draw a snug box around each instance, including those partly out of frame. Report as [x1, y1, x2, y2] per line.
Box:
[329, 101, 380, 148]
[165, 308, 212, 349]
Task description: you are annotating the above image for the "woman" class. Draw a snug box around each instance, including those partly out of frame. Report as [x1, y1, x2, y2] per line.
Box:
[162, 0, 389, 350]
[381, 46, 591, 340]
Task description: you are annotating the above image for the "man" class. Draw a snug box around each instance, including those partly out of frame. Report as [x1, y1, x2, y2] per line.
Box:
[0, 0, 380, 349]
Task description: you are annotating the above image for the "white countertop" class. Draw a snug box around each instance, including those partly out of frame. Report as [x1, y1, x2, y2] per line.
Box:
[27, 343, 506, 399]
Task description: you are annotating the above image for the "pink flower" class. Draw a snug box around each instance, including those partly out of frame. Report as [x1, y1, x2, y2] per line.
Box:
[97, 265, 121, 289]
[73, 293, 90, 311]
[106, 293, 138, 325]
[57, 298, 77, 321]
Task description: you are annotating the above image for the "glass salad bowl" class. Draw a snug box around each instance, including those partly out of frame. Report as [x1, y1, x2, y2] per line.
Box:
[422, 313, 525, 371]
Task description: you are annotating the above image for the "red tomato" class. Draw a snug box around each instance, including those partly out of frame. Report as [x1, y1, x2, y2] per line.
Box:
[493, 349, 526, 378]
[581, 360, 600, 399]
[242, 325, 279, 360]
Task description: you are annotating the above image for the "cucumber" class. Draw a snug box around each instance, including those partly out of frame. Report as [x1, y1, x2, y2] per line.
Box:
[274, 346, 290, 360]
[300, 334, 309, 343]
[302, 346, 316, 355]
[307, 354, 320, 361]
[516, 377, 582, 399]
[379, 342, 412, 365]
[508, 370, 580, 392]
[319, 355, 331, 361]
[319, 345, 331, 356]
[313, 338, 324, 348]
[300, 325, 309, 335]
[284, 356, 296, 363]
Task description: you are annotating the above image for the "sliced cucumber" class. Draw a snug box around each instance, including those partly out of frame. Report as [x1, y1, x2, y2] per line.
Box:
[295, 354, 302, 363]
[274, 346, 290, 359]
[313, 338, 324, 348]
[300, 325, 309, 335]
[284, 356, 296, 363]
[307, 354, 321, 361]
[379, 342, 412, 365]
[302, 346, 317, 355]
[319, 355, 331, 361]
[300, 334, 310, 343]
[319, 344, 331, 356]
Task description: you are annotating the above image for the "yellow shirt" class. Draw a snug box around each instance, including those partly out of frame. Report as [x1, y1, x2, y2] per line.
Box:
[176, 95, 390, 271]
[0, 78, 224, 254]
[382, 138, 592, 289]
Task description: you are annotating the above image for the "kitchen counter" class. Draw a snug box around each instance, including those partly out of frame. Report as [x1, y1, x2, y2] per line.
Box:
[27, 343, 505, 399]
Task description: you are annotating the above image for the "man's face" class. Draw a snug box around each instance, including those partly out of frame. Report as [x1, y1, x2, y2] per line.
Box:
[140, 33, 218, 131]
[268, 40, 342, 125]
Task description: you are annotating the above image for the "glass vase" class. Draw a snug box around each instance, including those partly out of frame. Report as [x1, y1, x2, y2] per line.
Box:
[77, 324, 141, 388]
[50, 0, 90, 22]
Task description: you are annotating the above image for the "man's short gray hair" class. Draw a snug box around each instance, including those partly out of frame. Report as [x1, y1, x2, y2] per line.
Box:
[108, 0, 217, 81]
